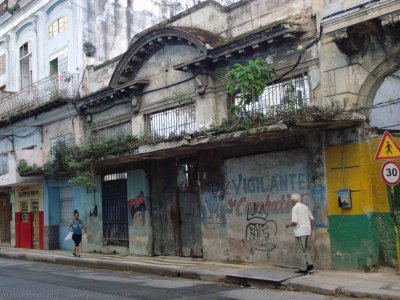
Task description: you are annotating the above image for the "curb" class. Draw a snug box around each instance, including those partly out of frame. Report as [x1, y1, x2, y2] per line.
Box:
[1, 251, 399, 300]
[0, 251, 225, 283]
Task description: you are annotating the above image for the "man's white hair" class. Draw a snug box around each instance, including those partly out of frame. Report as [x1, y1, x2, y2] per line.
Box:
[290, 193, 301, 202]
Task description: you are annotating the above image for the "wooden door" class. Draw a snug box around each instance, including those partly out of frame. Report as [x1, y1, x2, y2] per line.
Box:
[0, 196, 11, 242]
[32, 200, 39, 249]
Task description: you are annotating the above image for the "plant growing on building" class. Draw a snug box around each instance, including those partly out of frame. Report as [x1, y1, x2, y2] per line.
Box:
[18, 159, 41, 176]
[173, 91, 195, 105]
[44, 134, 137, 188]
[225, 58, 276, 115]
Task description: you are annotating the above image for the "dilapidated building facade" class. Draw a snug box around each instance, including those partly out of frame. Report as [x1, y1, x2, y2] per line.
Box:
[1, 0, 400, 272]
[77, 0, 339, 270]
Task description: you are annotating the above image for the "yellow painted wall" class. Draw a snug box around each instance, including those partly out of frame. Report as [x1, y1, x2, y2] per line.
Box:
[15, 184, 44, 212]
[326, 139, 391, 216]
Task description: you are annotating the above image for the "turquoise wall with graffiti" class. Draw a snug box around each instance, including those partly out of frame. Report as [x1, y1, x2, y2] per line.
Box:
[127, 169, 152, 255]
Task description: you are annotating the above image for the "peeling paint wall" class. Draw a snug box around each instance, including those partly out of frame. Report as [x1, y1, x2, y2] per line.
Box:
[325, 128, 398, 270]
[127, 169, 152, 255]
[200, 142, 329, 268]
[44, 178, 81, 250]
[151, 159, 180, 256]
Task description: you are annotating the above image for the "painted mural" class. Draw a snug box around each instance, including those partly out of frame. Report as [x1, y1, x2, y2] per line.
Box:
[203, 184, 226, 226]
[128, 191, 146, 226]
[221, 148, 321, 265]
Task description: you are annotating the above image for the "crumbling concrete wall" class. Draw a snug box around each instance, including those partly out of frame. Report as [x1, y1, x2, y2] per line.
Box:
[200, 143, 329, 269]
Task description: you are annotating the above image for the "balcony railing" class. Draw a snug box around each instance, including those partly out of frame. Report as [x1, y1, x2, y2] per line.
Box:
[0, 72, 79, 119]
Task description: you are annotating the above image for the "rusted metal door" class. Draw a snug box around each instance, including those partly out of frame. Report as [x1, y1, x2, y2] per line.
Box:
[32, 200, 39, 249]
[0, 196, 11, 242]
[151, 159, 202, 257]
[177, 160, 203, 257]
[151, 159, 180, 256]
[102, 173, 128, 246]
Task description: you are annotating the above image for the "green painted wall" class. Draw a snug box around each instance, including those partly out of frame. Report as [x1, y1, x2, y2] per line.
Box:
[326, 137, 398, 270]
[329, 213, 396, 270]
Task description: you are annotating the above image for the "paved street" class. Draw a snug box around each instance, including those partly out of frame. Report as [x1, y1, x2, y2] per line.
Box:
[0, 258, 365, 300]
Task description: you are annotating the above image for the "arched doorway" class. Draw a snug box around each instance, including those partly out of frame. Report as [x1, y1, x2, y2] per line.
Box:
[370, 69, 400, 130]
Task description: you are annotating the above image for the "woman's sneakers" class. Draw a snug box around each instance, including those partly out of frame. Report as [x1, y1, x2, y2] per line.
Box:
[72, 252, 77, 257]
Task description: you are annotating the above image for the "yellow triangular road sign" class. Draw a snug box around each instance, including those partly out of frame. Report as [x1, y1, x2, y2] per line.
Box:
[375, 131, 400, 160]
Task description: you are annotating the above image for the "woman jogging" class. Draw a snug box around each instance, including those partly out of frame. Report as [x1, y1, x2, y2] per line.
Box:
[67, 210, 87, 258]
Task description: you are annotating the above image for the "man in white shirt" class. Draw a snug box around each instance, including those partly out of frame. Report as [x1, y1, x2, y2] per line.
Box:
[286, 193, 315, 274]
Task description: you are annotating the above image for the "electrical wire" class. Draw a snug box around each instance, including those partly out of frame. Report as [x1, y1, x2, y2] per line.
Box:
[87, 74, 197, 116]
[0, 127, 40, 141]
[67, 0, 138, 34]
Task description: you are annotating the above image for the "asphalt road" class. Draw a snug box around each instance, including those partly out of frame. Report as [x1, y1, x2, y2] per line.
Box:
[0, 258, 364, 300]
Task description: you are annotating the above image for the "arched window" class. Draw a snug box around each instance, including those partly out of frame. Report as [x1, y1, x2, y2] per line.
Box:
[48, 16, 68, 39]
[370, 69, 400, 130]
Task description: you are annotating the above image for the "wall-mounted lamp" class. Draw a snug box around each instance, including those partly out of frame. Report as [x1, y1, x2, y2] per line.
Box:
[86, 114, 92, 123]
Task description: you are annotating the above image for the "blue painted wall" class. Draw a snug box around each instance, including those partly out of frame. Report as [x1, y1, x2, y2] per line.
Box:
[13, 128, 42, 150]
[44, 178, 80, 250]
[79, 176, 103, 252]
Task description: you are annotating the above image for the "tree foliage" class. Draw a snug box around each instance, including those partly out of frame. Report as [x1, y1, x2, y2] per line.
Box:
[225, 58, 276, 115]
[44, 134, 137, 189]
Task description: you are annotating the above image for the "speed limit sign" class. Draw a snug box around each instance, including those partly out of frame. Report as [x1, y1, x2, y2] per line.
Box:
[381, 161, 400, 185]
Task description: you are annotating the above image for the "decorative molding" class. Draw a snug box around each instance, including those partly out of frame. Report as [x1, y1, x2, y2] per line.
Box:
[380, 12, 400, 26]
[395, 53, 400, 65]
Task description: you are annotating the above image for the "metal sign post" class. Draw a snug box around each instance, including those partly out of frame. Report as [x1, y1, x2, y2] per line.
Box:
[379, 158, 400, 272]
[390, 185, 400, 273]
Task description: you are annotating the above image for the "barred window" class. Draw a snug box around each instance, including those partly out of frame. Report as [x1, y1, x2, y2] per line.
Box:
[149, 104, 196, 140]
[103, 172, 127, 182]
[21, 201, 28, 222]
[93, 122, 131, 139]
[48, 16, 68, 39]
[0, 153, 8, 175]
[50, 133, 73, 156]
[59, 187, 73, 224]
[234, 75, 310, 115]
[0, 54, 5, 76]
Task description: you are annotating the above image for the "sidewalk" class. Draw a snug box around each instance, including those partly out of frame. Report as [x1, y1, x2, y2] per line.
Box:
[1, 247, 400, 299]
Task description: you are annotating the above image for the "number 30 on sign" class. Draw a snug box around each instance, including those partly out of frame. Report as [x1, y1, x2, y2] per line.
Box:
[381, 161, 400, 186]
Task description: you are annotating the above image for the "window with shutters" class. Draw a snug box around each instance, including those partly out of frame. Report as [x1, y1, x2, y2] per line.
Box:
[20, 201, 28, 222]
[0, 54, 5, 76]
[49, 48, 68, 75]
[19, 41, 32, 89]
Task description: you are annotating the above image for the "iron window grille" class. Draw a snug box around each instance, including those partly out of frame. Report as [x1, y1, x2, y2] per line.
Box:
[20, 201, 28, 222]
[50, 133, 73, 158]
[149, 103, 196, 140]
[93, 122, 131, 139]
[234, 75, 311, 116]
[59, 187, 73, 225]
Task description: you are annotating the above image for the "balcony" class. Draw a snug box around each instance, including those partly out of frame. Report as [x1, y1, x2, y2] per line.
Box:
[0, 149, 43, 186]
[0, 72, 80, 120]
